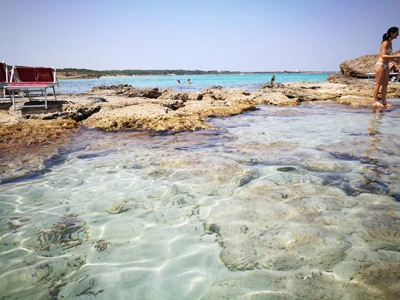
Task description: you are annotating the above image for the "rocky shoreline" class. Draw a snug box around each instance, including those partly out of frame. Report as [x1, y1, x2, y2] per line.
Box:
[1, 76, 400, 182]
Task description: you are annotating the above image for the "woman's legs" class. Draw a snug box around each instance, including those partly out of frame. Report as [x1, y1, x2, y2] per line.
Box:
[373, 64, 384, 108]
[380, 69, 393, 107]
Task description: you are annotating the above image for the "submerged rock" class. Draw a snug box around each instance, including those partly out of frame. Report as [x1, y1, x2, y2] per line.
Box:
[36, 214, 89, 250]
[277, 167, 297, 172]
[93, 240, 110, 252]
[108, 204, 131, 214]
[302, 161, 354, 173]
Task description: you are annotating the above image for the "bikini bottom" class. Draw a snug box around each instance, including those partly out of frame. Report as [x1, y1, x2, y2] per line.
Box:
[376, 62, 389, 70]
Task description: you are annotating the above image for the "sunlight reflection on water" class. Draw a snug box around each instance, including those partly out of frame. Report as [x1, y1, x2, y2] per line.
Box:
[1, 101, 400, 299]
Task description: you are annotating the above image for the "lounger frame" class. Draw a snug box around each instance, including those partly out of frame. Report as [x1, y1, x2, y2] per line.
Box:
[0, 61, 9, 100]
[367, 72, 399, 82]
[6, 66, 58, 109]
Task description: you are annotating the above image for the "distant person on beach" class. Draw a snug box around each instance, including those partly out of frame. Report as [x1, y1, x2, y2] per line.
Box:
[187, 79, 191, 84]
[373, 26, 400, 109]
[177, 79, 181, 84]
[270, 75, 275, 84]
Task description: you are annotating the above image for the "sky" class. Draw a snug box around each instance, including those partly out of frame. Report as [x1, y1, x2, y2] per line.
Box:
[2, 0, 400, 72]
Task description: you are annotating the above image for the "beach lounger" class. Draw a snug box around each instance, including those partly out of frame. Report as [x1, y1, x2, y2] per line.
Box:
[0, 61, 10, 100]
[6, 66, 58, 109]
[367, 72, 399, 82]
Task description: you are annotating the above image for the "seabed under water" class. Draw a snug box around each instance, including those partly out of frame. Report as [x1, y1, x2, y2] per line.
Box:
[1, 101, 400, 299]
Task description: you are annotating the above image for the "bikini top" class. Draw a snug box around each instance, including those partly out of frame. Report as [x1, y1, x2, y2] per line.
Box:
[387, 48, 393, 54]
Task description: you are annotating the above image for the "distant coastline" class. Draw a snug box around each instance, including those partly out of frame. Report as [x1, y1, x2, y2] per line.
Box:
[57, 68, 337, 79]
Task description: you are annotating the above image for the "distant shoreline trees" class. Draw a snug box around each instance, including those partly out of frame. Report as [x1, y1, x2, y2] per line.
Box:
[57, 68, 334, 78]
[57, 69, 240, 77]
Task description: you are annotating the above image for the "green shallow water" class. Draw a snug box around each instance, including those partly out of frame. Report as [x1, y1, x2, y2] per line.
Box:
[1, 101, 400, 299]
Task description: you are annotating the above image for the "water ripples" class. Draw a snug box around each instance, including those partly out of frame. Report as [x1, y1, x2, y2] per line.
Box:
[1, 102, 400, 298]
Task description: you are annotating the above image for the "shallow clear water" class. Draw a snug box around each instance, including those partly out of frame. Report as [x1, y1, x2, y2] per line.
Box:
[58, 73, 330, 94]
[1, 101, 400, 299]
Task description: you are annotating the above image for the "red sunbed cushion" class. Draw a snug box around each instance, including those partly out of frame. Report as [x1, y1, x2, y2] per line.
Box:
[15, 67, 54, 82]
[8, 82, 54, 87]
[0, 63, 7, 83]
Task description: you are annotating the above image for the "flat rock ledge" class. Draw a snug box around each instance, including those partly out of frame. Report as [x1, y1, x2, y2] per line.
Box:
[1, 80, 400, 181]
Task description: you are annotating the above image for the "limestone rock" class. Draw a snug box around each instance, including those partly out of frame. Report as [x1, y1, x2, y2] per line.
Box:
[158, 90, 189, 102]
[340, 51, 400, 78]
[261, 82, 285, 89]
[91, 84, 162, 98]
[90, 97, 107, 103]
[201, 87, 251, 101]
[283, 85, 339, 101]
[327, 73, 363, 84]
[201, 86, 224, 93]
[187, 92, 203, 101]
[336, 95, 371, 107]
[252, 92, 298, 106]
[163, 100, 185, 110]
[24, 105, 102, 122]
[90, 84, 132, 92]
[123, 87, 162, 98]
[3, 77, 400, 183]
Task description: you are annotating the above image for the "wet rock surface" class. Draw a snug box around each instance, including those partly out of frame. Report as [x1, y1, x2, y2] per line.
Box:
[0, 119, 79, 182]
[1, 80, 400, 183]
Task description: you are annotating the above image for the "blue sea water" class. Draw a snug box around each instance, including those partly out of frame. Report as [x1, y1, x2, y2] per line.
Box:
[58, 73, 330, 94]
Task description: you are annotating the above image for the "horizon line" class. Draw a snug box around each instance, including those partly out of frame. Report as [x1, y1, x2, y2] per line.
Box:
[56, 68, 339, 73]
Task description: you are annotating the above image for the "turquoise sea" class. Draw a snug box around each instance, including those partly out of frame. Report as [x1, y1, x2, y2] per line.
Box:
[1, 74, 400, 299]
[58, 73, 330, 94]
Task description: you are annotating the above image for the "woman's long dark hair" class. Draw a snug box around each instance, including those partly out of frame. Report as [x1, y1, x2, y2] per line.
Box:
[382, 27, 399, 43]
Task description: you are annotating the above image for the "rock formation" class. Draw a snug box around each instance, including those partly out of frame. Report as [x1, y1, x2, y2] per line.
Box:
[340, 50, 400, 78]
[2, 76, 400, 182]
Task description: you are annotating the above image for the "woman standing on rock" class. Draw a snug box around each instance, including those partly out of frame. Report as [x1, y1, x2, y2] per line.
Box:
[373, 27, 399, 108]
